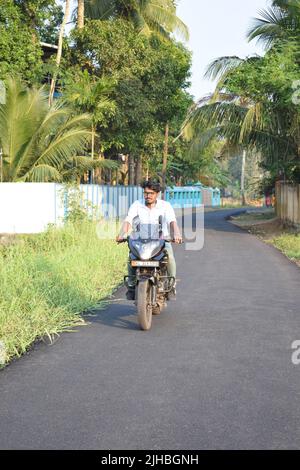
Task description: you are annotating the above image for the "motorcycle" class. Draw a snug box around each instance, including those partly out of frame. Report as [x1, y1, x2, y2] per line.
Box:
[120, 216, 177, 331]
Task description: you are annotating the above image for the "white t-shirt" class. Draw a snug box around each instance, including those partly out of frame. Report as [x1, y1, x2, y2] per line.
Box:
[125, 199, 177, 238]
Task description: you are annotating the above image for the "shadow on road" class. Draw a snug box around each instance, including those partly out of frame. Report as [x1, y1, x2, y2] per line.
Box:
[83, 299, 140, 331]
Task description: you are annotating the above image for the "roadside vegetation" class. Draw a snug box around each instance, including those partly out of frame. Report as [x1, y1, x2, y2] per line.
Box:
[230, 209, 300, 266]
[183, 0, 300, 200]
[271, 235, 300, 263]
[0, 219, 127, 367]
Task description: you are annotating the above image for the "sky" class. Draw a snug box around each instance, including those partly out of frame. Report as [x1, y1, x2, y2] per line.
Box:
[177, 0, 269, 100]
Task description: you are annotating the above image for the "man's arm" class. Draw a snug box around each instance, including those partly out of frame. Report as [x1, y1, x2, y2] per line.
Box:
[166, 202, 182, 244]
[116, 201, 138, 242]
[116, 221, 131, 242]
[170, 221, 182, 244]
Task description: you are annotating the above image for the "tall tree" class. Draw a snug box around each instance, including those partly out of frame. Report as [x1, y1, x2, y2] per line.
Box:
[85, 0, 189, 40]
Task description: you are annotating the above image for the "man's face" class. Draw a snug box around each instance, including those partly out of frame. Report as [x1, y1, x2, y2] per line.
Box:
[144, 187, 158, 205]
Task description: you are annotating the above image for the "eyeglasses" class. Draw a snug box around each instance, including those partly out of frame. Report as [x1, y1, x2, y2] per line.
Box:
[144, 191, 156, 196]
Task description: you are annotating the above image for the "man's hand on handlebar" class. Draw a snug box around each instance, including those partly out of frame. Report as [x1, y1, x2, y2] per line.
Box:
[173, 235, 183, 244]
[116, 235, 128, 243]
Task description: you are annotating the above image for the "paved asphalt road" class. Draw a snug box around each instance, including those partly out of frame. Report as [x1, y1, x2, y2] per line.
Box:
[1, 208, 300, 450]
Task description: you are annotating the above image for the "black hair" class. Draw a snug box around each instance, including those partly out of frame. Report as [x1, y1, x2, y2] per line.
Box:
[141, 179, 161, 193]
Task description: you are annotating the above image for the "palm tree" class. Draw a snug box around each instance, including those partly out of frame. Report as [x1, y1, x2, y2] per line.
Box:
[84, 0, 189, 40]
[182, 50, 300, 188]
[63, 70, 118, 183]
[247, 0, 300, 48]
[0, 77, 99, 182]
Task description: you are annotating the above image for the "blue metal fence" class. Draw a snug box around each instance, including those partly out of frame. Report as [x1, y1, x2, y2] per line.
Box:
[165, 185, 220, 209]
[61, 184, 221, 220]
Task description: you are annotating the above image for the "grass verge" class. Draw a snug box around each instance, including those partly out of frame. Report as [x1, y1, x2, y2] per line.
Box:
[271, 234, 300, 262]
[0, 220, 127, 367]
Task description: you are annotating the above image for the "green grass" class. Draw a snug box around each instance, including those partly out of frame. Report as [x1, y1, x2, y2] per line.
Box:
[0, 220, 127, 366]
[271, 234, 300, 260]
[233, 209, 275, 222]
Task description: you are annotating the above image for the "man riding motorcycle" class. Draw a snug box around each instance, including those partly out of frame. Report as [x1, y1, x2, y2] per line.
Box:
[116, 180, 182, 300]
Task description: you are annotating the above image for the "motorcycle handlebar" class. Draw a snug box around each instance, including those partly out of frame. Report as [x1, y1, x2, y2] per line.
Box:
[117, 237, 129, 244]
[117, 237, 183, 244]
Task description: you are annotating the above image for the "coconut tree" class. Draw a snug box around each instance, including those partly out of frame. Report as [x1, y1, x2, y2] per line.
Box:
[182, 47, 300, 192]
[0, 77, 102, 182]
[247, 0, 300, 48]
[63, 70, 118, 183]
[75, 0, 189, 40]
[84, 0, 189, 40]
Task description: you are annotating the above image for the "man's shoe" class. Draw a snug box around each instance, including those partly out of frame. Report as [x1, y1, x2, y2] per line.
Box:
[169, 283, 176, 300]
[126, 289, 135, 301]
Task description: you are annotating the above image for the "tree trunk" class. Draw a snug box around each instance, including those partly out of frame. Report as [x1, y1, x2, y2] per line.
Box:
[49, 0, 70, 106]
[94, 151, 104, 185]
[77, 0, 84, 29]
[129, 154, 135, 185]
[162, 122, 169, 200]
[241, 149, 246, 206]
[135, 156, 142, 186]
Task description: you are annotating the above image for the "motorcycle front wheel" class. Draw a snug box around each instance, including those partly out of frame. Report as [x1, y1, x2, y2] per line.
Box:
[137, 280, 152, 331]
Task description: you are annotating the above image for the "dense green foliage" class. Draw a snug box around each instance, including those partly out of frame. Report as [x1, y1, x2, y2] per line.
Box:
[184, 0, 300, 193]
[63, 17, 192, 183]
[84, 0, 189, 40]
[0, 0, 195, 185]
[0, 0, 43, 83]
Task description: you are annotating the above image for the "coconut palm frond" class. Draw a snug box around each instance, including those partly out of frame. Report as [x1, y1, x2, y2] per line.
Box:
[21, 165, 63, 182]
[36, 128, 92, 169]
[0, 79, 47, 180]
[204, 56, 244, 81]
[187, 127, 221, 159]
[239, 103, 263, 143]
[70, 156, 119, 169]
[247, 6, 294, 47]
[144, 0, 189, 40]
[84, 0, 117, 20]
[53, 113, 92, 138]
[0, 77, 93, 182]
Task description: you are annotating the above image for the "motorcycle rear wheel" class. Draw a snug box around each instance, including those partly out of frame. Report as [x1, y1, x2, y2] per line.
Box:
[137, 280, 153, 331]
